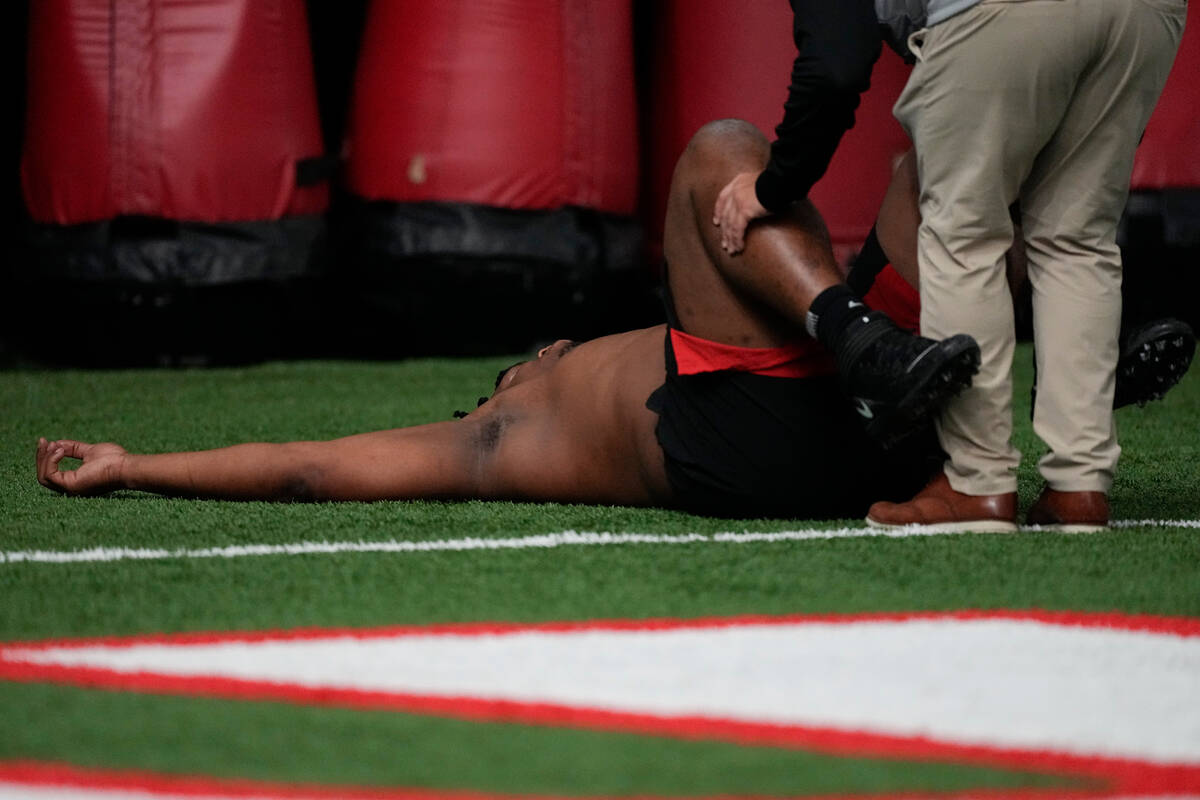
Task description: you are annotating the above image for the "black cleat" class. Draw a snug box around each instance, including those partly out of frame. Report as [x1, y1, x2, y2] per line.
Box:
[1113, 318, 1195, 409]
[837, 311, 980, 447]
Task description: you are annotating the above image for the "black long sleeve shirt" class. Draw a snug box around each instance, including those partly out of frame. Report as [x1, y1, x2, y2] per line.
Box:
[754, 0, 883, 212]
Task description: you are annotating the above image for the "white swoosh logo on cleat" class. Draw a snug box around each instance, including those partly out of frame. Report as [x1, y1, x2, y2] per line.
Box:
[854, 398, 875, 419]
[905, 343, 939, 374]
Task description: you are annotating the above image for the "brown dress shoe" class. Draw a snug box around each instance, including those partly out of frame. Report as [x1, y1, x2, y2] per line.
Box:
[866, 471, 1018, 533]
[1026, 486, 1109, 532]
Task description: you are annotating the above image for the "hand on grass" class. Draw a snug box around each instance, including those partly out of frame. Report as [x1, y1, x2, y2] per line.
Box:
[36, 438, 128, 496]
[713, 171, 769, 255]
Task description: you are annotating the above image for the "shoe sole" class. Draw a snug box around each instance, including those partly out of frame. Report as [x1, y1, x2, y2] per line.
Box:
[864, 516, 1018, 534]
[1114, 319, 1195, 409]
[867, 334, 981, 448]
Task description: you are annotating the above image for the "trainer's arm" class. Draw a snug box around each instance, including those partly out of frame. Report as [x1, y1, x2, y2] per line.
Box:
[714, 0, 880, 254]
[35, 422, 485, 501]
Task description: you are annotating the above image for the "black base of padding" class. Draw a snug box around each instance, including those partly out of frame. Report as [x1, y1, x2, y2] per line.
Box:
[24, 215, 326, 285]
[333, 199, 661, 356]
[5, 278, 330, 367]
[7, 215, 328, 366]
[1119, 189, 1200, 338]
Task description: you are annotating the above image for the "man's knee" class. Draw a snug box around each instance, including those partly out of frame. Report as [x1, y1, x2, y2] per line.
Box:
[678, 119, 770, 185]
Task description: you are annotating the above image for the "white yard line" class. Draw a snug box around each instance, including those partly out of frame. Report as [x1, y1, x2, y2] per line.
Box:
[1111, 519, 1200, 529]
[1, 519, 1196, 565]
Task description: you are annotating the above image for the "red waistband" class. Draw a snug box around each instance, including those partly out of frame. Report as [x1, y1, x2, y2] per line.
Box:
[668, 263, 916, 378]
[670, 328, 836, 378]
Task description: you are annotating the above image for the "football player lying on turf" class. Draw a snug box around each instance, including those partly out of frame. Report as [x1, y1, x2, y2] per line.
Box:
[37, 119, 987, 517]
[848, 149, 1196, 410]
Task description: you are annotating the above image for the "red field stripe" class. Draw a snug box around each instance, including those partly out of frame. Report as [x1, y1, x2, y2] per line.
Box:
[0, 760, 489, 798]
[0, 759, 1148, 800]
[3, 608, 1198, 651]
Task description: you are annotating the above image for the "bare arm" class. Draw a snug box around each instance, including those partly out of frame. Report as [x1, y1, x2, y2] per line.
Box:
[35, 421, 486, 502]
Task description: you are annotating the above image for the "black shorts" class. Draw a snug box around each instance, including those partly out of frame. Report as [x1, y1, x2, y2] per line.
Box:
[646, 277, 940, 519]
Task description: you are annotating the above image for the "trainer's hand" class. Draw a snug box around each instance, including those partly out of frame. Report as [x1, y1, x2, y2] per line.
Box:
[36, 438, 128, 496]
[713, 171, 769, 255]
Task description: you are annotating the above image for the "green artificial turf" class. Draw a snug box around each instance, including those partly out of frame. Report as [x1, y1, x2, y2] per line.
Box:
[3, 530, 1199, 642]
[1, 346, 1197, 795]
[0, 683, 1071, 795]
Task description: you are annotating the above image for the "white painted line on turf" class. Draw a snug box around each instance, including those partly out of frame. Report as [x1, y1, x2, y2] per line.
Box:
[1, 519, 1196, 565]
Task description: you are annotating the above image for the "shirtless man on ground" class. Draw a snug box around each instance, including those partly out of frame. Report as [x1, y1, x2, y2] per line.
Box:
[34, 120, 981, 518]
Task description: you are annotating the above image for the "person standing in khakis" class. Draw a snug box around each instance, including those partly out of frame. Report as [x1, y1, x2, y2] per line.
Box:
[865, 0, 1187, 531]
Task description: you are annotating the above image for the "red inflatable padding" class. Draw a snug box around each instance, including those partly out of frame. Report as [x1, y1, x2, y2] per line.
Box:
[642, 1, 914, 260]
[345, 0, 638, 214]
[1131, 3, 1200, 191]
[22, 0, 327, 225]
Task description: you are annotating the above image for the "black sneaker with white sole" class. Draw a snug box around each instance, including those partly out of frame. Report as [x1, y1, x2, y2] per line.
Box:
[1113, 318, 1195, 409]
[836, 310, 981, 447]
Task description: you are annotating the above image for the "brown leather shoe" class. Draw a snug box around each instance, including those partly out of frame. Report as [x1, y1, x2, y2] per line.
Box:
[866, 471, 1018, 533]
[1026, 486, 1109, 532]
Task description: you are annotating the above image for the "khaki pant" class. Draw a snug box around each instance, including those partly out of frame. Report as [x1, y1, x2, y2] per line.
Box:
[894, 0, 1186, 495]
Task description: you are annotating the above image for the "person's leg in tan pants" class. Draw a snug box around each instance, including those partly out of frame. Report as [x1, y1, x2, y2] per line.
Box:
[867, 0, 1185, 532]
[1022, 0, 1185, 516]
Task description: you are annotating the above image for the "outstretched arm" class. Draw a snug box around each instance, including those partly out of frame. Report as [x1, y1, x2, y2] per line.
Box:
[35, 421, 486, 502]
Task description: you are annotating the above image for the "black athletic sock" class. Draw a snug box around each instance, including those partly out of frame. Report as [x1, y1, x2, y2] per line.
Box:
[806, 284, 874, 350]
[846, 225, 887, 297]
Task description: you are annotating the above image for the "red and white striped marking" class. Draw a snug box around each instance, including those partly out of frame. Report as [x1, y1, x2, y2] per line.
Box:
[3, 611, 1200, 795]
